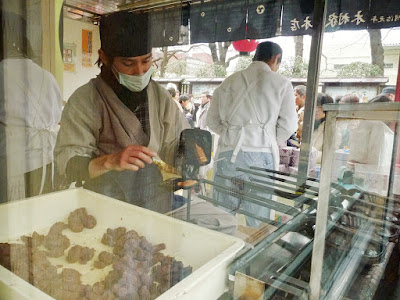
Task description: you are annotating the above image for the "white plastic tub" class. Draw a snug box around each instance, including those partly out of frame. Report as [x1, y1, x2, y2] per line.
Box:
[0, 188, 244, 300]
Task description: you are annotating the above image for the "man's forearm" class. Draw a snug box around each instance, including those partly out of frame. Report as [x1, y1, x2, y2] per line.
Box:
[88, 155, 112, 178]
[65, 156, 91, 183]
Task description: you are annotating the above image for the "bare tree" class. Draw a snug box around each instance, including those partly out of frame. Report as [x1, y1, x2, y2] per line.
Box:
[154, 45, 200, 77]
[208, 42, 240, 70]
[367, 28, 384, 74]
[294, 36, 304, 59]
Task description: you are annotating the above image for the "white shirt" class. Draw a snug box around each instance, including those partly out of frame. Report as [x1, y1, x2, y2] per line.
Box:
[206, 61, 298, 166]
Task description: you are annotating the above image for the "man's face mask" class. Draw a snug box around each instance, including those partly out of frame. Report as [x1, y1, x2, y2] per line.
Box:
[113, 65, 155, 92]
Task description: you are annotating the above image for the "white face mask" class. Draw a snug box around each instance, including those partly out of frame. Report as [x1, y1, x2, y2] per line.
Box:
[113, 65, 154, 92]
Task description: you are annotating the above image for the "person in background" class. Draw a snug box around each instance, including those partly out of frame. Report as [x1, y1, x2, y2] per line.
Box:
[192, 94, 200, 123]
[0, 10, 62, 202]
[206, 41, 298, 227]
[339, 93, 359, 104]
[380, 86, 396, 101]
[312, 93, 334, 163]
[294, 85, 306, 142]
[334, 95, 343, 104]
[167, 85, 183, 113]
[336, 94, 360, 148]
[188, 94, 195, 113]
[196, 91, 212, 130]
[179, 94, 194, 128]
[369, 94, 393, 103]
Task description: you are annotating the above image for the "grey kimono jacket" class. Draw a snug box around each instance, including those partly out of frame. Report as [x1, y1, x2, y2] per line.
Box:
[55, 76, 189, 176]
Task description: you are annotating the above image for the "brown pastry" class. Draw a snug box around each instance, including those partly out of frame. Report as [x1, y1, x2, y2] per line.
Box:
[177, 180, 198, 188]
[66, 245, 95, 264]
[68, 208, 97, 232]
[195, 143, 208, 164]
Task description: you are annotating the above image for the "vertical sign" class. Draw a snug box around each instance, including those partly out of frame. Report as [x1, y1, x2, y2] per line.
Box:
[82, 29, 92, 67]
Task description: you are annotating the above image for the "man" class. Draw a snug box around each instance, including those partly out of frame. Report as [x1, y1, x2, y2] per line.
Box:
[55, 11, 237, 234]
[294, 85, 306, 142]
[206, 41, 298, 227]
[179, 94, 194, 128]
[55, 11, 189, 213]
[381, 86, 396, 101]
[196, 91, 211, 130]
[167, 85, 183, 113]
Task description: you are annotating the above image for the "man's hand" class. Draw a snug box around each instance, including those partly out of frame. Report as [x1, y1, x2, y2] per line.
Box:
[88, 145, 157, 178]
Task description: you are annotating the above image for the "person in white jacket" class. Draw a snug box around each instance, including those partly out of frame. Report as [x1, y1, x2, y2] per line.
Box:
[206, 41, 298, 227]
[0, 11, 62, 202]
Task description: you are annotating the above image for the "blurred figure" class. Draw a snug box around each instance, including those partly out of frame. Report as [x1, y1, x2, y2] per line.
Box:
[0, 10, 62, 201]
[196, 91, 212, 130]
[369, 94, 392, 103]
[339, 94, 360, 104]
[312, 93, 334, 163]
[381, 86, 396, 101]
[179, 94, 194, 128]
[334, 95, 343, 104]
[336, 94, 360, 148]
[294, 85, 306, 142]
[167, 84, 183, 113]
[186, 93, 195, 116]
[368, 86, 396, 103]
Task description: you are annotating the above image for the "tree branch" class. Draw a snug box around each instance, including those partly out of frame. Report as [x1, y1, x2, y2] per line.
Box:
[226, 54, 241, 66]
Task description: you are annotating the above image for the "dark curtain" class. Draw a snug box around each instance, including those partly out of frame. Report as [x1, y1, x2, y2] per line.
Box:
[215, 0, 247, 42]
[281, 0, 369, 36]
[368, 0, 400, 29]
[247, 0, 282, 39]
[190, 0, 218, 43]
[150, 6, 182, 47]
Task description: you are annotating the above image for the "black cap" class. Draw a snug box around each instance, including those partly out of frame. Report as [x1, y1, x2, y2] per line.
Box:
[100, 11, 152, 57]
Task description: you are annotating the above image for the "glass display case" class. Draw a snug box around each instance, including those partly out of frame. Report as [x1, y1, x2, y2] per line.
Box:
[217, 103, 400, 300]
[309, 102, 400, 300]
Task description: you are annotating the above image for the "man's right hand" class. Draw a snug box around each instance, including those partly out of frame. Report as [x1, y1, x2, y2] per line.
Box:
[88, 145, 157, 178]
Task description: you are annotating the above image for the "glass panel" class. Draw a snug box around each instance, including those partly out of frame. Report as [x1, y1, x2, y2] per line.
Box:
[1, 1, 400, 299]
[316, 105, 400, 300]
[311, 26, 400, 300]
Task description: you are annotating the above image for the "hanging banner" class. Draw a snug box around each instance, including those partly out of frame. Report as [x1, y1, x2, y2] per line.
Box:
[82, 29, 93, 67]
[190, 0, 217, 44]
[164, 7, 182, 46]
[215, 0, 247, 42]
[282, 0, 369, 36]
[150, 7, 187, 47]
[368, 0, 400, 29]
[247, 0, 281, 39]
[150, 10, 165, 48]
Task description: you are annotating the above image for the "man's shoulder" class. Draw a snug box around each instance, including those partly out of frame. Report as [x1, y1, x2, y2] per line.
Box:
[70, 78, 96, 97]
[65, 79, 98, 108]
[148, 80, 171, 99]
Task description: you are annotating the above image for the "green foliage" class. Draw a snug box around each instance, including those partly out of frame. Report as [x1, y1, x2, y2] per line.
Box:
[196, 65, 214, 77]
[234, 56, 253, 72]
[165, 60, 187, 77]
[279, 56, 309, 78]
[196, 64, 227, 77]
[338, 62, 383, 77]
[213, 64, 227, 77]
